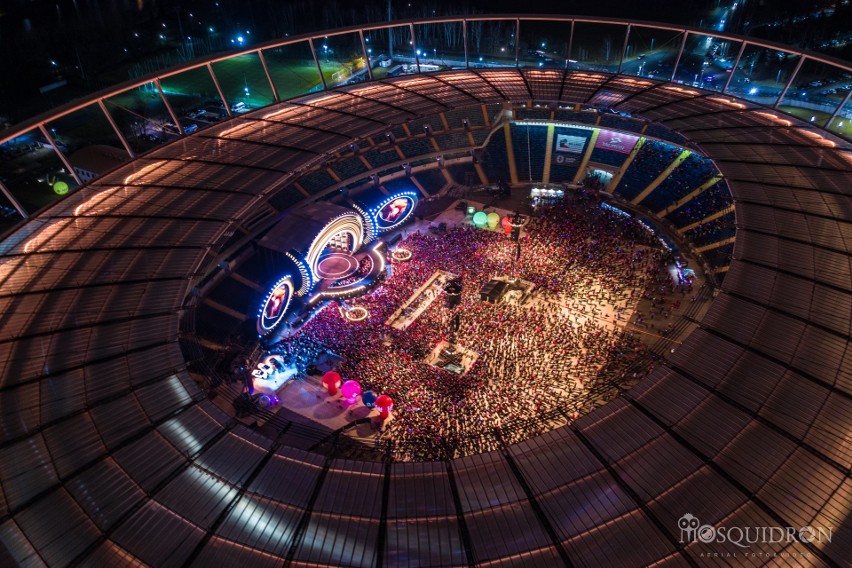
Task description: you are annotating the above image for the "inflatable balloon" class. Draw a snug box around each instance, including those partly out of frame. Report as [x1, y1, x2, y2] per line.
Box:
[375, 394, 394, 419]
[362, 390, 378, 408]
[501, 215, 513, 234]
[341, 380, 362, 404]
[321, 371, 342, 396]
[472, 211, 487, 227]
[53, 181, 69, 195]
[486, 211, 500, 229]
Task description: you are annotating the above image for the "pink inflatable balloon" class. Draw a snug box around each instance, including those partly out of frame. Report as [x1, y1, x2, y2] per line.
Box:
[341, 380, 362, 404]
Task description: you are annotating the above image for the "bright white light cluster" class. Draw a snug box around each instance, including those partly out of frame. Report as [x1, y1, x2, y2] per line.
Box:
[353, 203, 377, 244]
[306, 213, 364, 279]
[284, 250, 311, 296]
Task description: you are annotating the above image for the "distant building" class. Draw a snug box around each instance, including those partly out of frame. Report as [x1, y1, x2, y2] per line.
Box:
[67, 144, 127, 183]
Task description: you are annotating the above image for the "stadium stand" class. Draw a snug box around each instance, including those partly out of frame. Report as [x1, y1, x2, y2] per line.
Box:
[589, 143, 631, 168]
[643, 122, 689, 145]
[613, 139, 681, 200]
[295, 168, 337, 194]
[362, 147, 402, 169]
[412, 168, 447, 195]
[683, 212, 737, 248]
[598, 114, 646, 134]
[443, 106, 486, 129]
[329, 156, 369, 180]
[514, 108, 551, 120]
[554, 109, 597, 124]
[701, 241, 735, 268]
[382, 177, 421, 195]
[398, 137, 437, 158]
[267, 186, 307, 212]
[549, 125, 593, 182]
[434, 132, 474, 152]
[406, 116, 445, 135]
[639, 152, 718, 212]
[666, 180, 733, 228]
[479, 126, 512, 183]
[445, 162, 478, 185]
[471, 129, 490, 145]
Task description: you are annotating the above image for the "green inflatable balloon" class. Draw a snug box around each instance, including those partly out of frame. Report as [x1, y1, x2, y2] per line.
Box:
[53, 181, 69, 195]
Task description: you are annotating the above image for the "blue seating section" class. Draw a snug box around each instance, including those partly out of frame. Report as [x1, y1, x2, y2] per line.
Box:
[614, 139, 680, 201]
[298, 168, 337, 194]
[484, 103, 503, 125]
[369, 134, 390, 146]
[554, 110, 597, 124]
[589, 145, 629, 168]
[639, 152, 718, 212]
[480, 127, 511, 184]
[434, 132, 474, 152]
[549, 126, 592, 183]
[407, 117, 445, 135]
[330, 156, 369, 181]
[509, 124, 548, 182]
[194, 304, 243, 343]
[683, 212, 736, 248]
[666, 180, 732, 228]
[268, 186, 306, 212]
[515, 108, 550, 120]
[344, 177, 371, 190]
[362, 147, 401, 169]
[444, 106, 486, 129]
[472, 130, 490, 145]
[399, 138, 436, 158]
[643, 123, 688, 145]
[702, 242, 734, 268]
[206, 276, 258, 315]
[382, 177, 420, 194]
[413, 169, 447, 195]
[446, 163, 477, 185]
[598, 114, 645, 134]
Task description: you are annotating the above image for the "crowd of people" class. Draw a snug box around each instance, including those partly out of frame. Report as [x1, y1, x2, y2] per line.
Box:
[270, 191, 687, 460]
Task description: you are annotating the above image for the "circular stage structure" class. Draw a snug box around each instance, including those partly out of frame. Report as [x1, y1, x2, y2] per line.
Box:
[315, 252, 360, 280]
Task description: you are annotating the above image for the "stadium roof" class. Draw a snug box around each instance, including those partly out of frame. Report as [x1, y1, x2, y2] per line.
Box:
[0, 17, 849, 567]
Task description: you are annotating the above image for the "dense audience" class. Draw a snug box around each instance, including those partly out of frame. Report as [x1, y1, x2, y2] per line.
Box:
[270, 191, 689, 460]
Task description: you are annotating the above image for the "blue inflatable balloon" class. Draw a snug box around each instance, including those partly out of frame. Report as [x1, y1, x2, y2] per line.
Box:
[362, 390, 378, 408]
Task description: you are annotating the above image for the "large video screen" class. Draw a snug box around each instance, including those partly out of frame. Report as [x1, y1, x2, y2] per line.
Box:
[374, 192, 417, 231]
[258, 276, 294, 333]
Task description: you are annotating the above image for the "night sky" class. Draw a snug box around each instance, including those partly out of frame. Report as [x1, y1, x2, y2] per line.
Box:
[0, 0, 846, 124]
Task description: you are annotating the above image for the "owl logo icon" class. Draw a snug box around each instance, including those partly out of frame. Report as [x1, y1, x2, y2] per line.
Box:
[678, 513, 700, 542]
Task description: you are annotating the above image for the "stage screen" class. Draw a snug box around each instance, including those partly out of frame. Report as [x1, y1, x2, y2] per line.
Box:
[374, 192, 417, 231]
[555, 134, 586, 153]
[258, 276, 294, 334]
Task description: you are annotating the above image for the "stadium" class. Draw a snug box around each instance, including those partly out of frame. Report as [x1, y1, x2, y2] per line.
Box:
[0, 15, 849, 567]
